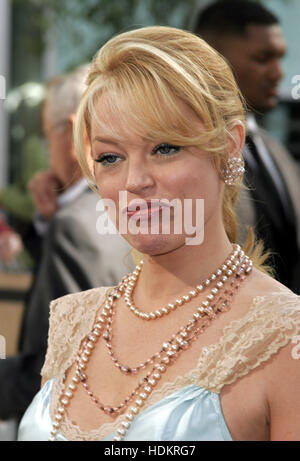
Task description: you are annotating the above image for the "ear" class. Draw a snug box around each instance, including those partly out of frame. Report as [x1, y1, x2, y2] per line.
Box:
[220, 121, 245, 186]
[227, 121, 245, 159]
[69, 113, 76, 126]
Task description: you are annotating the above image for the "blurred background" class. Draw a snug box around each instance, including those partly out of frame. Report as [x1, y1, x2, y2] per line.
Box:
[0, 0, 299, 439]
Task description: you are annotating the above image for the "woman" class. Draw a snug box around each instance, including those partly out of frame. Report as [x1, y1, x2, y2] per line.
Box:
[18, 26, 300, 441]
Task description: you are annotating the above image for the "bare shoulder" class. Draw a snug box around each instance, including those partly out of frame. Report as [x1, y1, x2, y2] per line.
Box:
[244, 268, 300, 326]
[219, 268, 300, 440]
[230, 267, 299, 323]
[245, 271, 300, 440]
[263, 318, 300, 440]
[235, 266, 300, 381]
[245, 267, 295, 297]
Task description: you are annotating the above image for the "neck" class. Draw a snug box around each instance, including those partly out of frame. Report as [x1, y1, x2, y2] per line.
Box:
[134, 214, 233, 305]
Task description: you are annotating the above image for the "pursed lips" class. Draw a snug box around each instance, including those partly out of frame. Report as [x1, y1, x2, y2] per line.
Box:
[123, 200, 171, 217]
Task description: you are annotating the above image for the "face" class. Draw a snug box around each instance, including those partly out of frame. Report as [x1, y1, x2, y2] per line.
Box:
[43, 102, 74, 186]
[90, 94, 225, 256]
[218, 24, 286, 112]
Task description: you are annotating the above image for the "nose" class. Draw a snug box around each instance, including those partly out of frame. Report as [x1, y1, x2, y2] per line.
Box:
[268, 59, 284, 83]
[125, 158, 155, 196]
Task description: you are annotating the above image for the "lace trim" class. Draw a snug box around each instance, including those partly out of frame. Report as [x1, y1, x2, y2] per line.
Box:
[41, 287, 111, 380]
[44, 287, 300, 441]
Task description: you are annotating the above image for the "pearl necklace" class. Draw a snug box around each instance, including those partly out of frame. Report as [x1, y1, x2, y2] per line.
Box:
[124, 244, 242, 320]
[105, 249, 244, 375]
[49, 249, 252, 441]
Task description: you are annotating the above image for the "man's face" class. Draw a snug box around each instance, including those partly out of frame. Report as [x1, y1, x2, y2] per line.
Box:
[217, 24, 286, 112]
[42, 103, 73, 186]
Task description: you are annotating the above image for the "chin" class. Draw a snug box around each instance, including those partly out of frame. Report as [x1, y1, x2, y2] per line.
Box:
[122, 233, 185, 257]
[255, 97, 278, 113]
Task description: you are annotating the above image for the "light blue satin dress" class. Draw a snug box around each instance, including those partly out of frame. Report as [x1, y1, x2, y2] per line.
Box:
[17, 379, 232, 441]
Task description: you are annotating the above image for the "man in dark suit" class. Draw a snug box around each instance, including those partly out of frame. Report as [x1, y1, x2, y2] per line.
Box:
[193, 0, 300, 293]
[0, 65, 134, 422]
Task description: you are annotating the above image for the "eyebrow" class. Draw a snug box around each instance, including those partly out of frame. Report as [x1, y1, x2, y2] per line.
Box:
[92, 135, 155, 150]
[254, 48, 286, 57]
[92, 136, 120, 145]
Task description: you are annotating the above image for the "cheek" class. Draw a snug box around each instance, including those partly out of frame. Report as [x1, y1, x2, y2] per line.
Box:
[95, 172, 123, 227]
[94, 164, 118, 194]
[190, 164, 221, 214]
[50, 138, 66, 162]
[170, 161, 220, 200]
[242, 64, 265, 86]
[49, 143, 60, 170]
[96, 175, 120, 202]
[233, 61, 261, 87]
[162, 163, 222, 226]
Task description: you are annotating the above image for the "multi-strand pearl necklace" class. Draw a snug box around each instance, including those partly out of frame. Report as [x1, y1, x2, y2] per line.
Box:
[105, 245, 243, 375]
[49, 245, 253, 441]
[123, 244, 242, 320]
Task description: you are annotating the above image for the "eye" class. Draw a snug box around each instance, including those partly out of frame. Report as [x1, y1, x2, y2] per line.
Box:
[253, 56, 268, 64]
[94, 153, 122, 167]
[252, 53, 272, 65]
[152, 143, 181, 157]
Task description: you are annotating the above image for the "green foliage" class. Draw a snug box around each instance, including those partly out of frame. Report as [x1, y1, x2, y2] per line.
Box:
[0, 135, 48, 221]
[11, 0, 196, 48]
[12, 0, 195, 28]
[15, 0, 291, 70]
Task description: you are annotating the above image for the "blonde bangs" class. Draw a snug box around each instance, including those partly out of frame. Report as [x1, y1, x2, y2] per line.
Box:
[85, 64, 242, 153]
[87, 75, 219, 149]
[74, 27, 246, 186]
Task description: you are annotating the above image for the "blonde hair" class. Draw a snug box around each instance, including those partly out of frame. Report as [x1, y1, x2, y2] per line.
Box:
[74, 26, 272, 273]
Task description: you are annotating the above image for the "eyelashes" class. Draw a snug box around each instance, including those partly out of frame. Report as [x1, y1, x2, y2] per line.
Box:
[94, 143, 181, 167]
[151, 143, 181, 157]
[94, 153, 120, 167]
